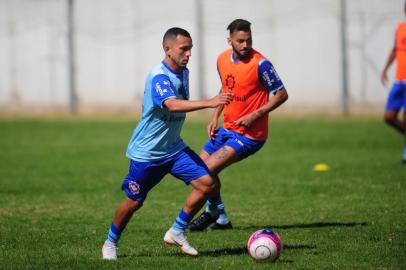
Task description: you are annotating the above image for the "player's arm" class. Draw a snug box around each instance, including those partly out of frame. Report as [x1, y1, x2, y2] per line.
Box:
[207, 63, 227, 138]
[381, 42, 396, 86]
[152, 74, 230, 113]
[207, 88, 225, 138]
[164, 94, 230, 113]
[234, 59, 288, 128]
[234, 88, 288, 128]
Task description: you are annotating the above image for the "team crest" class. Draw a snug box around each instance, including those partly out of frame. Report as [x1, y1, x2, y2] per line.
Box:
[128, 181, 140, 194]
[225, 74, 235, 91]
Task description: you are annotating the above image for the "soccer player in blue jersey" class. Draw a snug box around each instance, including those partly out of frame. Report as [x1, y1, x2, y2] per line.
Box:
[101, 27, 231, 259]
[188, 19, 288, 231]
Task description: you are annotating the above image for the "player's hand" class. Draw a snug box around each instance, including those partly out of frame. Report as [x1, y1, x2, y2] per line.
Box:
[208, 93, 232, 108]
[207, 120, 218, 139]
[234, 113, 256, 128]
[381, 72, 388, 87]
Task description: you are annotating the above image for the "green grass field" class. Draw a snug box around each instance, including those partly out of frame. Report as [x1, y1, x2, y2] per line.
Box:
[0, 117, 405, 269]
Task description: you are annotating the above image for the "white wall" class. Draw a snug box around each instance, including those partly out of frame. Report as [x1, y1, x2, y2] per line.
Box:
[0, 0, 404, 114]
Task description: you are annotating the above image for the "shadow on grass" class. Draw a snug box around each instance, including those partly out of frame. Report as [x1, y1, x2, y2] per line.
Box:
[238, 221, 368, 230]
[199, 243, 316, 257]
[119, 248, 248, 258]
[119, 222, 361, 259]
[200, 247, 296, 264]
[199, 247, 246, 257]
[120, 244, 313, 261]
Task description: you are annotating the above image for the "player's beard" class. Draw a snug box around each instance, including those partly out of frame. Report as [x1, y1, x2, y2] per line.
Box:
[171, 55, 188, 70]
[233, 45, 251, 60]
[180, 57, 189, 67]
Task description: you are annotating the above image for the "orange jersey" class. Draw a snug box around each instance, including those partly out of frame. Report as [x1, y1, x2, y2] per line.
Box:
[396, 22, 406, 80]
[217, 49, 271, 141]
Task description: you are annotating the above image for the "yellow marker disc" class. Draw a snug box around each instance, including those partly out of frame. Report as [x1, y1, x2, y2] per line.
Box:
[313, 163, 330, 172]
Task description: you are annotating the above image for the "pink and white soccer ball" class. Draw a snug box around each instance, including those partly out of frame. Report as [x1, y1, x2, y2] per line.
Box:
[247, 229, 282, 261]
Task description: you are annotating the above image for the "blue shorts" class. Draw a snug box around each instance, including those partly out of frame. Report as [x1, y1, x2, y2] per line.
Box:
[385, 81, 406, 111]
[121, 147, 209, 202]
[203, 127, 265, 160]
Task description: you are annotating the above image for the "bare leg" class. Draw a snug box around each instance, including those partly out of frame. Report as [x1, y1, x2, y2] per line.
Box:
[384, 109, 404, 134]
[183, 174, 219, 216]
[403, 112, 406, 162]
[187, 146, 239, 229]
[199, 146, 239, 202]
[403, 112, 406, 140]
[163, 174, 218, 256]
[102, 198, 142, 259]
[200, 146, 239, 174]
[112, 198, 142, 229]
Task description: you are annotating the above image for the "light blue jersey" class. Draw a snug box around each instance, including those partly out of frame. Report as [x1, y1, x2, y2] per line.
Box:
[126, 61, 190, 161]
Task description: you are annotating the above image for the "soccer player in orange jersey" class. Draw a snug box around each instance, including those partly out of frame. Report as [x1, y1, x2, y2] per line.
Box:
[188, 19, 288, 231]
[381, 2, 406, 164]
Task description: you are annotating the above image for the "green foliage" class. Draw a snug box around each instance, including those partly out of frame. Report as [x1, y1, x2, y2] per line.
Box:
[0, 117, 405, 269]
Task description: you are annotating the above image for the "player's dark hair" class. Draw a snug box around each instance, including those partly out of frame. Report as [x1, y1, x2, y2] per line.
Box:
[163, 27, 191, 44]
[227, 19, 251, 34]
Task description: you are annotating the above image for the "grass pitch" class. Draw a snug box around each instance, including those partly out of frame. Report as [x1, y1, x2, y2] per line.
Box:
[0, 117, 405, 269]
